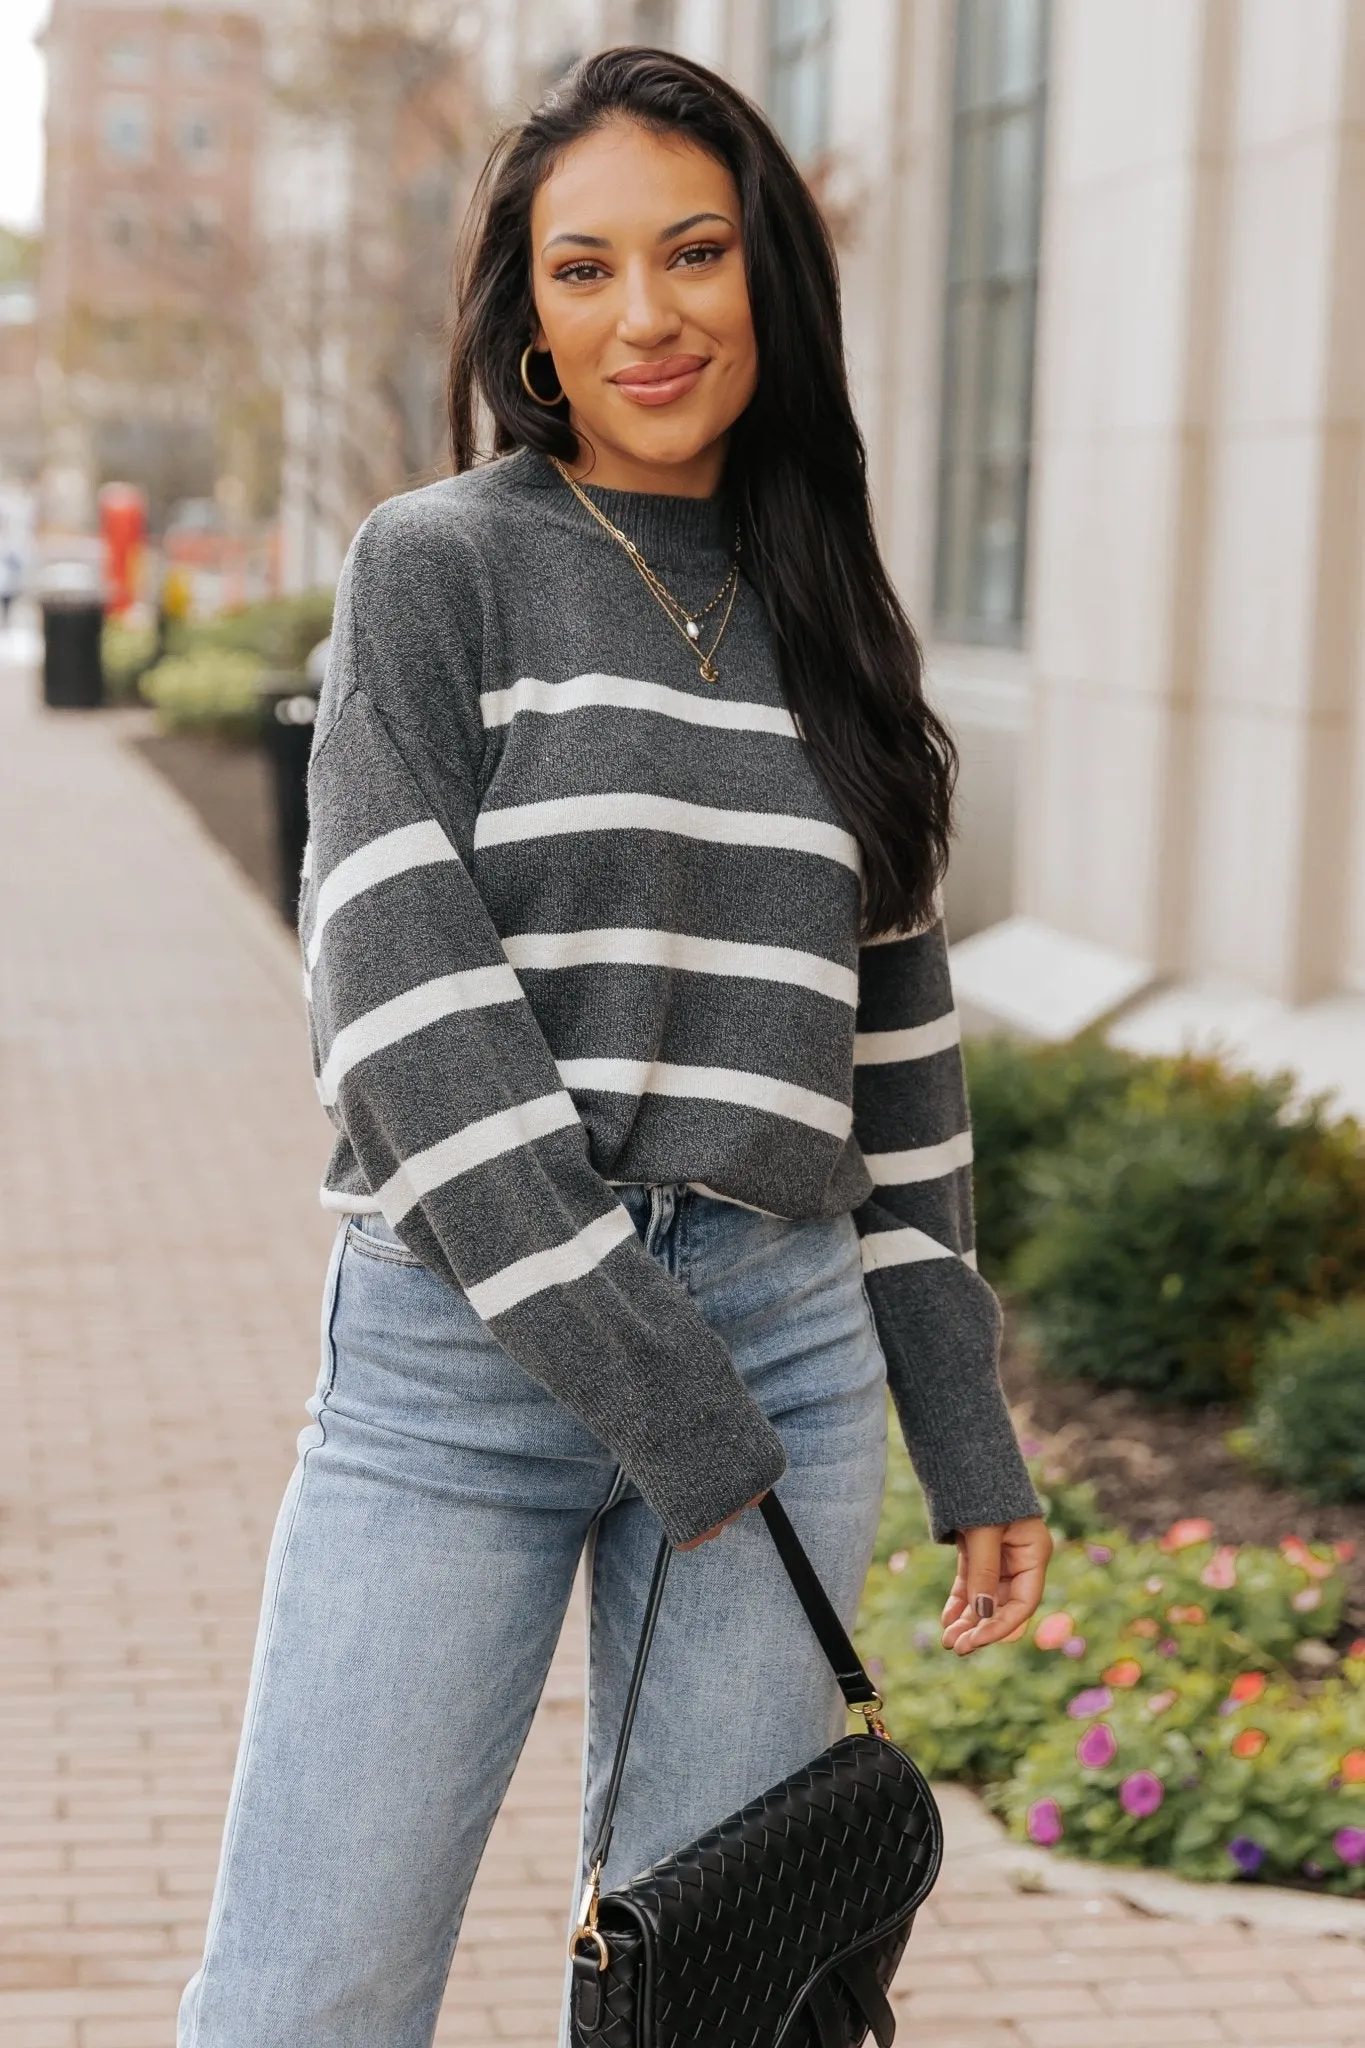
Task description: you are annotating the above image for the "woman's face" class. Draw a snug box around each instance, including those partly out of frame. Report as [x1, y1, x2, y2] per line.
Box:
[529, 120, 758, 495]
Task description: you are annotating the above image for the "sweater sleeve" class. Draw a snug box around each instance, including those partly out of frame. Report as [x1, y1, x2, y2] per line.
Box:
[300, 513, 788, 1548]
[851, 916, 1042, 1541]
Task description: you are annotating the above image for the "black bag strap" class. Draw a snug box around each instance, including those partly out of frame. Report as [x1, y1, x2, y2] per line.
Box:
[584, 1490, 884, 1880]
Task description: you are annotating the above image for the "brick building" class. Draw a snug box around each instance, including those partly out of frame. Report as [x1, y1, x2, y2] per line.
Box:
[37, 0, 268, 531]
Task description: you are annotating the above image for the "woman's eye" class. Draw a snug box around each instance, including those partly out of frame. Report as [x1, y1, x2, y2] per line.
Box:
[673, 242, 723, 269]
[555, 261, 607, 283]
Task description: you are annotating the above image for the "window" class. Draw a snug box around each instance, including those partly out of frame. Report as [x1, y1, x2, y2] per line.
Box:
[934, 0, 1050, 645]
[180, 199, 220, 253]
[104, 39, 150, 80]
[768, 0, 832, 164]
[105, 197, 146, 252]
[177, 109, 219, 165]
[102, 96, 152, 162]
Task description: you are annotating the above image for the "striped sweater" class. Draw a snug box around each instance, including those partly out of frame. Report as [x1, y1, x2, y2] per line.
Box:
[300, 447, 1040, 1548]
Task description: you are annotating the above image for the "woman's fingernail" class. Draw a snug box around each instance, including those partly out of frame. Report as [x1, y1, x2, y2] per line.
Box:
[973, 1594, 996, 1620]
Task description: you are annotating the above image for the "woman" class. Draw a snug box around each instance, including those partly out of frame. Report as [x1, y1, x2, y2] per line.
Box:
[179, 46, 1050, 2048]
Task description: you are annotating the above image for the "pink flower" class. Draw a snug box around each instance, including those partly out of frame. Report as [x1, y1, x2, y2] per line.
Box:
[1333, 1827, 1365, 1866]
[1144, 1576, 1166, 1595]
[1147, 1690, 1178, 1716]
[1062, 1635, 1087, 1658]
[1161, 1518, 1214, 1552]
[1076, 1722, 1118, 1769]
[1034, 1612, 1075, 1651]
[887, 1550, 909, 1574]
[1292, 1586, 1322, 1613]
[1086, 1544, 1114, 1565]
[1120, 1771, 1164, 1818]
[1019, 1436, 1044, 1458]
[1067, 1687, 1113, 1719]
[1200, 1546, 1239, 1590]
[1026, 1798, 1064, 1846]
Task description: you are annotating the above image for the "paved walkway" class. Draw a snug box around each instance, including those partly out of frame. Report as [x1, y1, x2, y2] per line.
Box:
[2, 653, 1363, 2046]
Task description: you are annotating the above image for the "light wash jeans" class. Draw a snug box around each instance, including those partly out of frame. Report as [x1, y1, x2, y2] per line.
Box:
[178, 1183, 888, 2048]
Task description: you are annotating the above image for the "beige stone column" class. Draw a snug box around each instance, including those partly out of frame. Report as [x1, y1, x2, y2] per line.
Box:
[1015, 0, 1232, 980]
[1182, 0, 1365, 1002]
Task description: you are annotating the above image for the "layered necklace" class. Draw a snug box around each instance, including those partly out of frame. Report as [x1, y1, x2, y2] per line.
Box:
[550, 456, 742, 684]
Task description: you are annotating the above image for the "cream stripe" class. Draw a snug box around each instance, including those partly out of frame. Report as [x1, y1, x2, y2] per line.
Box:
[474, 793, 860, 872]
[307, 821, 458, 969]
[503, 927, 857, 1006]
[863, 1129, 975, 1186]
[318, 965, 523, 1106]
[854, 1010, 961, 1064]
[376, 1091, 579, 1221]
[558, 1056, 852, 1140]
[301, 839, 314, 880]
[465, 1206, 636, 1321]
[860, 1226, 958, 1272]
[481, 672, 799, 738]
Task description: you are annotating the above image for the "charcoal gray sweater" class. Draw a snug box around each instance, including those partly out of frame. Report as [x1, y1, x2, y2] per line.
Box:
[301, 447, 1040, 1547]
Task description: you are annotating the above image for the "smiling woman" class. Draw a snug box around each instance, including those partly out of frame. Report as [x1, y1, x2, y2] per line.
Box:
[178, 45, 1048, 2048]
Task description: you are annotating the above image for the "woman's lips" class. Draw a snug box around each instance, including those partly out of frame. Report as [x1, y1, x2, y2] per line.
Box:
[609, 355, 709, 407]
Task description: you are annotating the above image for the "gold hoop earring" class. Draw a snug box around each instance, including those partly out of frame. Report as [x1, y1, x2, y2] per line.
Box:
[519, 344, 565, 407]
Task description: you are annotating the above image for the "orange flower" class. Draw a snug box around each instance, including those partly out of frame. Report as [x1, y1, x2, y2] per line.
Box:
[1166, 1604, 1207, 1626]
[1034, 1612, 1075, 1652]
[1227, 1673, 1266, 1706]
[1231, 1728, 1268, 1760]
[1335, 1541, 1357, 1563]
[1279, 1536, 1312, 1567]
[1348, 1639, 1365, 1662]
[1161, 1518, 1214, 1553]
[1103, 1658, 1143, 1689]
[1126, 1618, 1161, 1640]
[1341, 1751, 1365, 1784]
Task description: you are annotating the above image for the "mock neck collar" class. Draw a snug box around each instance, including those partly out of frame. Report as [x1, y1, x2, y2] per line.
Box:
[521, 448, 735, 559]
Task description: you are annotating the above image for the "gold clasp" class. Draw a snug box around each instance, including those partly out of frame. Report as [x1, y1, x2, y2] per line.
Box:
[569, 1862, 609, 1971]
[853, 1693, 889, 1740]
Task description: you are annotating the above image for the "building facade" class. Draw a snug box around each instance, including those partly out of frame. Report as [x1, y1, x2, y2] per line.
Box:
[36, 0, 267, 534]
[486, 0, 1365, 1111]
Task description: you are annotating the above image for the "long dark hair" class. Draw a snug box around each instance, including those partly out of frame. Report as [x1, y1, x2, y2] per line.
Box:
[449, 46, 956, 937]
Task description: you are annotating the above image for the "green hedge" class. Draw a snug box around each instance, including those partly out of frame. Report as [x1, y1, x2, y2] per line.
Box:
[1011, 1061, 1365, 1401]
[1243, 1300, 1365, 1504]
[858, 1437, 1365, 1890]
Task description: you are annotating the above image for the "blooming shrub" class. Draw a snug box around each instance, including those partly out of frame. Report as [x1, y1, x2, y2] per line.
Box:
[140, 648, 265, 738]
[859, 1438, 1365, 1890]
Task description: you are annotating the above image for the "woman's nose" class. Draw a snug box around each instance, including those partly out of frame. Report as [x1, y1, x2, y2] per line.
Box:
[616, 259, 682, 347]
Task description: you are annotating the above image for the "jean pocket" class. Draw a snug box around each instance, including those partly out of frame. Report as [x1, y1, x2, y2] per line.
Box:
[345, 1210, 425, 1267]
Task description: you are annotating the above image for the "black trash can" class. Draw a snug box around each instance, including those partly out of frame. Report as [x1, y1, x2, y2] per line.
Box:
[42, 598, 106, 708]
[258, 675, 319, 924]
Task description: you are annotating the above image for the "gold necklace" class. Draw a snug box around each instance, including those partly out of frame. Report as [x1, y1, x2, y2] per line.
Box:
[550, 457, 742, 683]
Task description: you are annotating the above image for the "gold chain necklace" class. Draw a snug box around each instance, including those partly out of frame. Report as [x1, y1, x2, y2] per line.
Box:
[550, 457, 741, 683]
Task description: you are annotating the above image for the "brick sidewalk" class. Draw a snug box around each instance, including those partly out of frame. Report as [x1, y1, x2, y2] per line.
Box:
[2, 660, 1362, 2046]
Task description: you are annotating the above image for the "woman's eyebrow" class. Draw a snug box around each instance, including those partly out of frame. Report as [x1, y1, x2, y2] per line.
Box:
[657, 211, 733, 241]
[542, 211, 734, 257]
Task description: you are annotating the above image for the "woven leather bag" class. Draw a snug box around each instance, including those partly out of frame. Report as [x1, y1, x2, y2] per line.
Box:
[569, 1492, 943, 2048]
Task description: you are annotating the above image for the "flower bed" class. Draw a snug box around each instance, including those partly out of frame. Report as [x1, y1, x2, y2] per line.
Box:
[858, 1438, 1365, 1891]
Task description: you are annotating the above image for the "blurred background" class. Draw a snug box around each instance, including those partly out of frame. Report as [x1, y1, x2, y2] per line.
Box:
[5, 10, 1365, 2031]
[3, 0, 1363, 1106]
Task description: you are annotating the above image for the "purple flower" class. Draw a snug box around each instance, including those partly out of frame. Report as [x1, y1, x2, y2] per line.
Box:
[1062, 1635, 1087, 1658]
[1026, 1798, 1064, 1846]
[1119, 1771, 1164, 1818]
[1158, 1638, 1179, 1658]
[1067, 1687, 1114, 1720]
[1076, 1722, 1118, 1769]
[1228, 1836, 1264, 1876]
[1086, 1544, 1114, 1565]
[1303, 1861, 1325, 1881]
[1334, 1827, 1365, 1866]
[1020, 1436, 1044, 1458]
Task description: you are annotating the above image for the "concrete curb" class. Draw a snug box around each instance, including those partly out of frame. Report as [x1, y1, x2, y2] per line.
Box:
[935, 1782, 1365, 1939]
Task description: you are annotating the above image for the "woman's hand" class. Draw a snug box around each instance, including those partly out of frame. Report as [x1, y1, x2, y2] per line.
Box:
[940, 1517, 1052, 1655]
[677, 1489, 770, 1552]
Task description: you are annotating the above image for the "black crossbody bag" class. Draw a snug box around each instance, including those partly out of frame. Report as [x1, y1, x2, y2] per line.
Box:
[569, 1491, 943, 2048]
